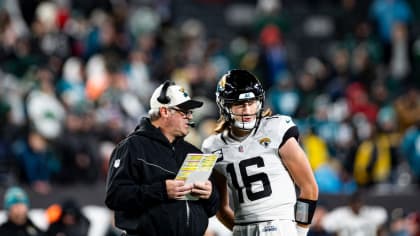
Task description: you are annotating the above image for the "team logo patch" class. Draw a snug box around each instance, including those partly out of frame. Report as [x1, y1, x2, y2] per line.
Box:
[259, 137, 271, 147]
[179, 87, 189, 97]
[113, 159, 121, 168]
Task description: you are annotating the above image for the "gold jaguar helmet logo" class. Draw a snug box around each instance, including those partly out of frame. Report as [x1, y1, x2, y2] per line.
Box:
[217, 76, 226, 92]
[259, 137, 271, 147]
[179, 87, 189, 97]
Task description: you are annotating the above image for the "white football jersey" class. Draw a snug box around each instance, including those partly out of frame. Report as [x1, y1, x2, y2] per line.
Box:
[202, 115, 297, 224]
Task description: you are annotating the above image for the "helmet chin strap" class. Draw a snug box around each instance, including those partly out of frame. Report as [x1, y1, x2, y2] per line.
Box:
[230, 111, 258, 130]
[233, 119, 257, 130]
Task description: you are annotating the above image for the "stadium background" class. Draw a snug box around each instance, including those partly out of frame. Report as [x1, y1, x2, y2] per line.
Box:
[0, 0, 419, 235]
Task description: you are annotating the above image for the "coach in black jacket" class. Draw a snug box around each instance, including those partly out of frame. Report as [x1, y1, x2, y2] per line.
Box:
[105, 81, 219, 236]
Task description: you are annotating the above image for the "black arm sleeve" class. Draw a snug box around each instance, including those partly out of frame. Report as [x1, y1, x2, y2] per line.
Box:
[104, 141, 167, 212]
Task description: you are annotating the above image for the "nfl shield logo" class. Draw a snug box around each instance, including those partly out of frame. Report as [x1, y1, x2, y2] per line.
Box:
[239, 145, 244, 152]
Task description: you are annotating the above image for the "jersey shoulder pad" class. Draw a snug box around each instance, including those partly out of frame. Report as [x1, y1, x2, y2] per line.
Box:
[260, 115, 296, 130]
[202, 133, 224, 153]
[259, 115, 296, 144]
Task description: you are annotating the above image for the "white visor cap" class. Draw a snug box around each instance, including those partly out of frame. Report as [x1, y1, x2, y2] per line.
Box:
[150, 83, 203, 111]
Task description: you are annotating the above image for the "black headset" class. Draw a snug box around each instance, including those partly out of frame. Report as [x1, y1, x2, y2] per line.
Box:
[157, 80, 175, 104]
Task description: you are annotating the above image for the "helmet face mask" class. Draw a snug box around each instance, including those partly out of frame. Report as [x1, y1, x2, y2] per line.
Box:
[229, 99, 262, 130]
[216, 69, 265, 131]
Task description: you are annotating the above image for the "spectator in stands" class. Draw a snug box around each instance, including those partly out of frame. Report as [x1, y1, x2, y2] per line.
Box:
[350, 43, 378, 89]
[389, 22, 412, 82]
[370, 79, 392, 108]
[46, 198, 90, 236]
[13, 130, 61, 194]
[388, 208, 410, 236]
[267, 71, 300, 117]
[369, 0, 413, 46]
[254, 0, 290, 36]
[394, 87, 420, 134]
[322, 191, 388, 236]
[400, 119, 420, 186]
[0, 186, 44, 236]
[413, 36, 420, 87]
[351, 119, 399, 187]
[406, 211, 420, 236]
[334, 0, 370, 40]
[0, 99, 19, 185]
[345, 82, 379, 124]
[257, 24, 288, 89]
[302, 127, 330, 172]
[25, 66, 66, 140]
[54, 111, 100, 185]
[56, 57, 87, 110]
[296, 71, 319, 118]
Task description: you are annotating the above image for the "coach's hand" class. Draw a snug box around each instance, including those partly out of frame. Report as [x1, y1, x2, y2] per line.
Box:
[166, 180, 193, 200]
[191, 180, 212, 199]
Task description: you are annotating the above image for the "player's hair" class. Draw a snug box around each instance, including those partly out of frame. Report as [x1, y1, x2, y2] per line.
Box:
[214, 108, 272, 133]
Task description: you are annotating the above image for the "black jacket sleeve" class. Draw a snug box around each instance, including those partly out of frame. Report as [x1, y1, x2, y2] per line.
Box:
[104, 139, 168, 212]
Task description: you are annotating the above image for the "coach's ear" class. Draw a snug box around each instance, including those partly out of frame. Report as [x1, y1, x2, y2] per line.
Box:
[160, 106, 170, 118]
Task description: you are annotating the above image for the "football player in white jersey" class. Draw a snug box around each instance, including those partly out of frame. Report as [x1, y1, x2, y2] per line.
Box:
[202, 69, 319, 236]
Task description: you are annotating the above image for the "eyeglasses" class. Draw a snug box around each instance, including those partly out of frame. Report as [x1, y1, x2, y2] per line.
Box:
[168, 107, 193, 117]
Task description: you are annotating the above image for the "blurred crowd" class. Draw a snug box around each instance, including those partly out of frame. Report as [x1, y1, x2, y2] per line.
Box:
[0, 0, 419, 201]
[0, 186, 121, 236]
[1, 186, 419, 236]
